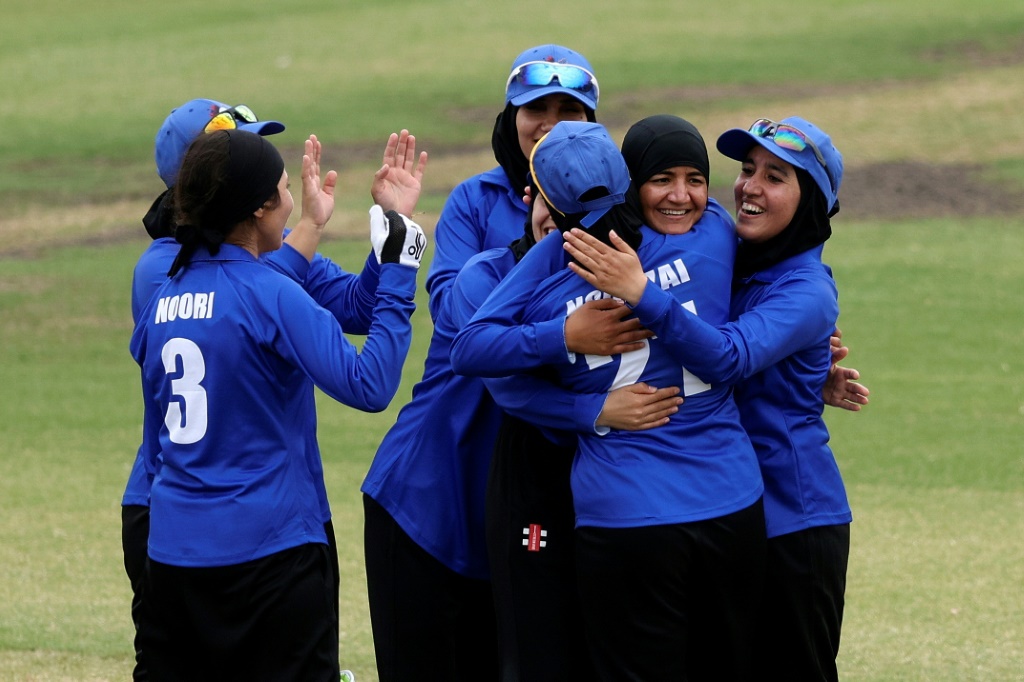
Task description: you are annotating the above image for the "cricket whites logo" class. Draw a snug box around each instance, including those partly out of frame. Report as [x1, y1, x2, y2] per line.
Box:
[523, 524, 547, 552]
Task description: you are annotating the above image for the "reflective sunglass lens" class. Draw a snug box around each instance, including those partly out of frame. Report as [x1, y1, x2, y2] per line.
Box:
[517, 63, 595, 92]
[204, 112, 237, 133]
[232, 105, 258, 123]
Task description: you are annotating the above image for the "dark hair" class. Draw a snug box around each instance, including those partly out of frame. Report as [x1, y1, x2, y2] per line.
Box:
[168, 130, 284, 277]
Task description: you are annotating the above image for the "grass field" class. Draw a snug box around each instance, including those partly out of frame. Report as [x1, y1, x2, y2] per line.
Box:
[1, 0, 1023, 679]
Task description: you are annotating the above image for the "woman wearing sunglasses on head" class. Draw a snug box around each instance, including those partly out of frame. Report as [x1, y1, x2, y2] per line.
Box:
[123, 98, 423, 681]
[424, 43, 599, 319]
[131, 128, 426, 681]
[359, 44, 663, 682]
[562, 116, 855, 681]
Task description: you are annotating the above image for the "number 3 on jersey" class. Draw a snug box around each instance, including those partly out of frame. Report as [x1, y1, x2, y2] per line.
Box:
[161, 337, 208, 444]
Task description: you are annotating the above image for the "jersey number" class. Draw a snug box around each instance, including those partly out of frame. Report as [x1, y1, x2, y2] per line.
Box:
[161, 338, 208, 444]
[584, 299, 711, 397]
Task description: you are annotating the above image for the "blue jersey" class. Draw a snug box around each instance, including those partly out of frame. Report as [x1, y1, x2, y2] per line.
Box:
[362, 238, 599, 579]
[130, 244, 415, 567]
[628, 245, 851, 537]
[122, 237, 381, 522]
[425, 167, 529, 321]
[453, 202, 763, 529]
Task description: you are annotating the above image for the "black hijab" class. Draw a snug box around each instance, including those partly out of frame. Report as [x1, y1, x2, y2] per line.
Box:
[621, 115, 710, 188]
[142, 188, 175, 240]
[491, 102, 597, 198]
[733, 168, 836, 280]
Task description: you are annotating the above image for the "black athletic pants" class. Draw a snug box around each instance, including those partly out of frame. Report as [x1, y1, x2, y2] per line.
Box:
[755, 524, 851, 682]
[575, 500, 767, 682]
[123, 506, 342, 682]
[486, 415, 595, 681]
[122, 504, 150, 681]
[363, 494, 499, 682]
[140, 543, 339, 682]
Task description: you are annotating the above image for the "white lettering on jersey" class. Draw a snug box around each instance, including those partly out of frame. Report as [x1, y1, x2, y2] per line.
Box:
[154, 292, 215, 324]
[643, 258, 691, 291]
[565, 290, 615, 316]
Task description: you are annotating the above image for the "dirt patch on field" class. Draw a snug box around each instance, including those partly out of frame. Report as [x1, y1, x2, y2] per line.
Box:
[2, 158, 1020, 260]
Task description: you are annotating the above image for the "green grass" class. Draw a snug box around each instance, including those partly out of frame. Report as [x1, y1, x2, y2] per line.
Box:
[2, 0, 1023, 205]
[2, 0, 1024, 678]
[2, 221, 1022, 680]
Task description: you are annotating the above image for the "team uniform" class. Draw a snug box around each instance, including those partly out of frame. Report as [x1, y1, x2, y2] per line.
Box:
[130, 243, 414, 680]
[452, 202, 767, 681]
[121, 234, 381, 677]
[362, 235, 602, 680]
[635, 244, 852, 679]
[424, 167, 529, 320]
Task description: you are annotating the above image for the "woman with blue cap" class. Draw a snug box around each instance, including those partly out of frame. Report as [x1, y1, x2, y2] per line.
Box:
[563, 115, 853, 680]
[360, 44, 647, 682]
[131, 128, 427, 680]
[452, 119, 767, 681]
[123, 99, 424, 682]
[425, 43, 600, 319]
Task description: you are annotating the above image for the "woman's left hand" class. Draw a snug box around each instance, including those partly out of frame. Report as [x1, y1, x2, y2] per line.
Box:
[564, 228, 648, 305]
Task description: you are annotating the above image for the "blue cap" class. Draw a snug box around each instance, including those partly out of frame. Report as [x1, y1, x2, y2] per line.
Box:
[529, 121, 630, 228]
[716, 116, 843, 212]
[505, 44, 599, 111]
[154, 98, 285, 188]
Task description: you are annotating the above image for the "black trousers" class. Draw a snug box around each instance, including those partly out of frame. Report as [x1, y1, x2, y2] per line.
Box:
[755, 524, 851, 682]
[486, 416, 595, 681]
[575, 500, 767, 682]
[363, 494, 498, 682]
[140, 543, 338, 682]
[123, 506, 342, 682]
[122, 504, 150, 681]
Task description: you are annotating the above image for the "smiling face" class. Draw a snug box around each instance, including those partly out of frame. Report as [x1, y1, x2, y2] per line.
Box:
[515, 93, 588, 158]
[732, 145, 801, 243]
[638, 166, 708, 235]
[530, 194, 558, 242]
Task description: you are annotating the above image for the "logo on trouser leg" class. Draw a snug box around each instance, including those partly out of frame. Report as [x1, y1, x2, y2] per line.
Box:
[523, 524, 547, 552]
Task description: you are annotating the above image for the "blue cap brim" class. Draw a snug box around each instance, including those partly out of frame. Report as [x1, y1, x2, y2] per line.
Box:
[509, 85, 597, 111]
[239, 120, 286, 136]
[717, 128, 834, 210]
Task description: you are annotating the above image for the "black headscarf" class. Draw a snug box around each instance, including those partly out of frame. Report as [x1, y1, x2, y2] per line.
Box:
[621, 115, 710, 188]
[168, 130, 284, 277]
[142, 188, 175, 240]
[733, 167, 836, 280]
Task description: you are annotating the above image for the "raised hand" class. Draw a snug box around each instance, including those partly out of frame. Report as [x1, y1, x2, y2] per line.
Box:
[596, 382, 683, 431]
[564, 298, 652, 356]
[371, 129, 428, 217]
[301, 134, 337, 229]
[285, 135, 338, 261]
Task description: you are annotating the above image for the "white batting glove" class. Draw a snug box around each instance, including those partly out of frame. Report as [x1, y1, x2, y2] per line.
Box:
[369, 205, 427, 269]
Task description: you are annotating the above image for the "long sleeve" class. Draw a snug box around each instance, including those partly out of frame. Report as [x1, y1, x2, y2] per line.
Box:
[450, 235, 571, 377]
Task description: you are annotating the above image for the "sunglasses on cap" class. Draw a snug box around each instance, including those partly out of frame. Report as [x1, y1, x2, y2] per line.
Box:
[203, 105, 260, 134]
[749, 118, 828, 171]
[506, 61, 600, 100]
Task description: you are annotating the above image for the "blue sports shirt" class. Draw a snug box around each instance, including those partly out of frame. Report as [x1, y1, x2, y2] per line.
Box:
[122, 237, 381, 522]
[363, 237, 603, 579]
[452, 202, 763, 528]
[131, 244, 414, 567]
[425, 167, 530, 321]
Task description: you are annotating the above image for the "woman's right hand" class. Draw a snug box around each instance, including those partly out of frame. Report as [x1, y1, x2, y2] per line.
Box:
[371, 129, 428, 217]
